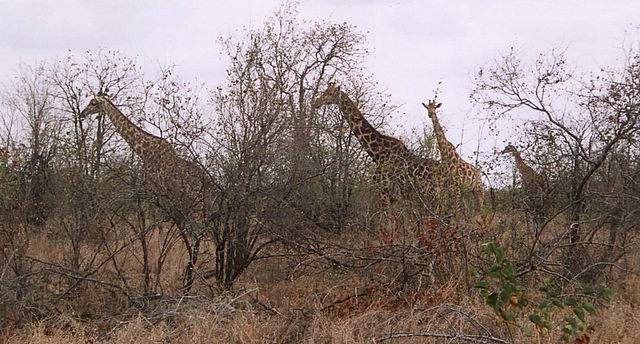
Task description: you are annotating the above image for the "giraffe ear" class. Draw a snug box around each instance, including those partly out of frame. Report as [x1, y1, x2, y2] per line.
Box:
[96, 87, 110, 98]
[96, 88, 112, 99]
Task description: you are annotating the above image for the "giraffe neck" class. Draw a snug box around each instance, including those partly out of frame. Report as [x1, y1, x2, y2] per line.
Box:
[511, 151, 526, 172]
[430, 113, 460, 168]
[336, 91, 396, 163]
[101, 99, 163, 160]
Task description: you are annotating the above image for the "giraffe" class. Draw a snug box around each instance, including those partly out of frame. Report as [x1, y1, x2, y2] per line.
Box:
[80, 92, 211, 289]
[501, 144, 546, 194]
[501, 143, 549, 221]
[80, 93, 208, 216]
[312, 83, 440, 207]
[422, 100, 484, 211]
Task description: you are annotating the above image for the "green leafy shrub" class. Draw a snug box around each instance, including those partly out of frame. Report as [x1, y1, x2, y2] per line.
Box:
[473, 242, 612, 342]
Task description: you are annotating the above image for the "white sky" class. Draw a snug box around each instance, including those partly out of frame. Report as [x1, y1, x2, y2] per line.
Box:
[1, 0, 639, 159]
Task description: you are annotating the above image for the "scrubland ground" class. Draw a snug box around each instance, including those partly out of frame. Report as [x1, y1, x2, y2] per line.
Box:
[2, 209, 639, 344]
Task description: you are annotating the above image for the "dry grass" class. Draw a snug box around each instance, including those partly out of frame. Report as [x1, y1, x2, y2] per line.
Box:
[2, 214, 640, 344]
[2, 289, 640, 343]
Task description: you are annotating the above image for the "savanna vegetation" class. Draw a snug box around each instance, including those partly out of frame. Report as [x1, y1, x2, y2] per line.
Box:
[1, 4, 640, 344]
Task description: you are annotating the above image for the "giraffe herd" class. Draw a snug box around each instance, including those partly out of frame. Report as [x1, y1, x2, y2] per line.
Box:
[313, 83, 486, 215]
[78, 83, 541, 223]
[311, 83, 441, 208]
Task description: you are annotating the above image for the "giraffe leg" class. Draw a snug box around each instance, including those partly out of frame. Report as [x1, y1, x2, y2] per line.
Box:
[373, 165, 393, 208]
[373, 166, 397, 244]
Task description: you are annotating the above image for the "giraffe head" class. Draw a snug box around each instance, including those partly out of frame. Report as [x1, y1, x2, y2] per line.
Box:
[501, 143, 518, 155]
[79, 92, 110, 119]
[312, 82, 342, 109]
[421, 100, 442, 119]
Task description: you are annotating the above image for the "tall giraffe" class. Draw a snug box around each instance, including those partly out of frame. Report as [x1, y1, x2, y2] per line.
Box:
[80, 93, 208, 221]
[80, 92, 211, 289]
[422, 100, 484, 210]
[312, 83, 440, 205]
[501, 143, 549, 221]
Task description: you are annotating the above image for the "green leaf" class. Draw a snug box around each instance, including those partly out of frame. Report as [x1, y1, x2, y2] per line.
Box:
[564, 316, 577, 329]
[499, 292, 509, 306]
[495, 245, 506, 263]
[501, 283, 516, 295]
[483, 242, 495, 255]
[521, 293, 529, 304]
[598, 286, 613, 300]
[582, 302, 596, 315]
[573, 307, 585, 322]
[474, 280, 489, 289]
[538, 300, 550, 310]
[529, 313, 542, 324]
[503, 262, 515, 279]
[488, 271, 501, 279]
[540, 279, 559, 297]
[519, 294, 529, 307]
[504, 309, 516, 322]
[486, 292, 499, 308]
[565, 297, 578, 307]
[488, 265, 501, 273]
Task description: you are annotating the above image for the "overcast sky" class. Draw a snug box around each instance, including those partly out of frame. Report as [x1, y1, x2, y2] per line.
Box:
[1, 0, 639, 158]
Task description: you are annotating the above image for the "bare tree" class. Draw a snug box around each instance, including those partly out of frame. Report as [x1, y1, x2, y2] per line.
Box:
[472, 47, 640, 277]
[49, 50, 146, 276]
[205, 2, 397, 287]
[2, 63, 60, 226]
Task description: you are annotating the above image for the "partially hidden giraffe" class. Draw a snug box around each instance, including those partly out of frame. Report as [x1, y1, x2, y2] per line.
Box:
[79, 92, 210, 228]
[501, 144, 546, 194]
[422, 100, 484, 210]
[312, 83, 440, 206]
[501, 143, 549, 220]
